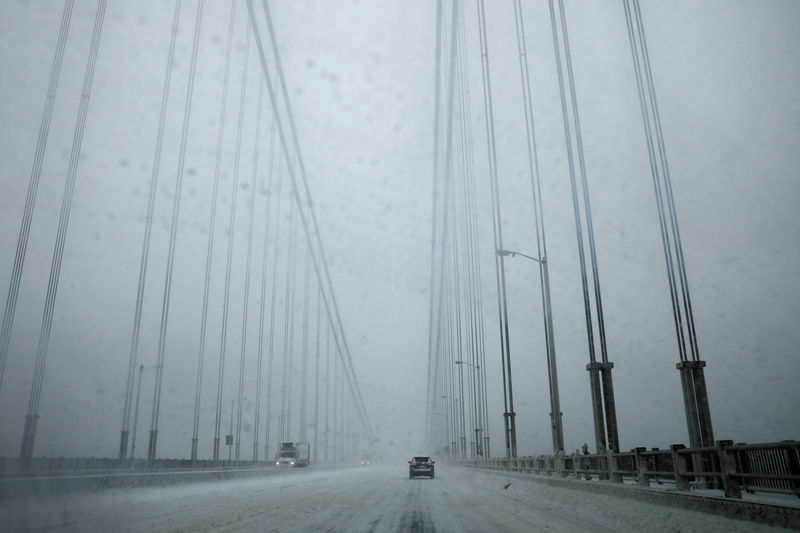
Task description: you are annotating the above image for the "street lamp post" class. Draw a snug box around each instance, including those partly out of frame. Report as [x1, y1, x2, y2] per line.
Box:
[496, 249, 544, 264]
[455, 360, 482, 459]
[440, 395, 457, 458]
[433, 412, 443, 455]
[497, 248, 565, 453]
[228, 397, 247, 462]
[454, 361, 467, 460]
[130, 364, 160, 468]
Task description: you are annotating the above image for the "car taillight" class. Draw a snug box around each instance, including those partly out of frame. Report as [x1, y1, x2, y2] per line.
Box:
[410, 462, 416, 466]
[427, 463, 434, 466]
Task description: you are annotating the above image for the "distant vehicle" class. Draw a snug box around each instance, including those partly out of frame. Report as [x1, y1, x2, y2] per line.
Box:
[360, 454, 371, 465]
[275, 441, 311, 467]
[295, 442, 310, 466]
[408, 456, 435, 479]
[276, 442, 297, 467]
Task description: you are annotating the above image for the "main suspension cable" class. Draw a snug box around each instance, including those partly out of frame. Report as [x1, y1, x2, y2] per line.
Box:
[247, 0, 375, 441]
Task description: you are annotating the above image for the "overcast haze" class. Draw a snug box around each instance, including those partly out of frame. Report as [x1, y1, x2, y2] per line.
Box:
[0, 0, 798, 461]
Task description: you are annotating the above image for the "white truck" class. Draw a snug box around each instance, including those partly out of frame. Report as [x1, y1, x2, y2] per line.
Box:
[295, 442, 310, 467]
[275, 441, 311, 467]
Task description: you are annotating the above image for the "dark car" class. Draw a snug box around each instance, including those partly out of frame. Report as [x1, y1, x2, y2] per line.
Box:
[408, 456, 435, 479]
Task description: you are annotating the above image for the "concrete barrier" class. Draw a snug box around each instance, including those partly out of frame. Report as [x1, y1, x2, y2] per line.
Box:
[0, 463, 350, 500]
[457, 464, 800, 530]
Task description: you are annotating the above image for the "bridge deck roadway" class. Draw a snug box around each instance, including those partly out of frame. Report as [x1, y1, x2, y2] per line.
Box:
[0, 464, 791, 532]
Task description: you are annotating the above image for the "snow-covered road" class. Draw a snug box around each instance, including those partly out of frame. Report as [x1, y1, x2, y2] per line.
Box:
[0, 464, 786, 532]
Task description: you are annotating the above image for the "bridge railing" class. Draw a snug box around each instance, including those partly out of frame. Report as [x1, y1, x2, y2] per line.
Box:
[457, 439, 800, 500]
[0, 456, 275, 477]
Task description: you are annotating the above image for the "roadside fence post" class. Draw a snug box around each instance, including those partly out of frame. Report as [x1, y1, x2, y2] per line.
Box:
[717, 440, 742, 499]
[670, 444, 690, 491]
[635, 447, 649, 487]
[608, 450, 622, 483]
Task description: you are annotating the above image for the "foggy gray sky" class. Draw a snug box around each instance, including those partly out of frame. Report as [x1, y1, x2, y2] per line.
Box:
[0, 0, 798, 460]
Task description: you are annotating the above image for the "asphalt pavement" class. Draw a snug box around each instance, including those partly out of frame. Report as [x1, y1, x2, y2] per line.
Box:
[0, 464, 787, 532]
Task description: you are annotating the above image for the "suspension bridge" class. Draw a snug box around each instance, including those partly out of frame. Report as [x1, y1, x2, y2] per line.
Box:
[0, 0, 798, 530]
[1, 0, 374, 467]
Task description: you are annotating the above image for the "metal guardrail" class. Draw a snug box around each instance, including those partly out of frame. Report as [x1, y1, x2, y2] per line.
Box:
[0, 456, 275, 478]
[458, 439, 800, 500]
[0, 461, 353, 500]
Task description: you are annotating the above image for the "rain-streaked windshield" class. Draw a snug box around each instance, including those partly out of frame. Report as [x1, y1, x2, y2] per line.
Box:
[0, 1, 797, 532]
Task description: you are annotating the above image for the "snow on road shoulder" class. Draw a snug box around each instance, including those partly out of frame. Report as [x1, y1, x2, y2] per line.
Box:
[440, 466, 785, 532]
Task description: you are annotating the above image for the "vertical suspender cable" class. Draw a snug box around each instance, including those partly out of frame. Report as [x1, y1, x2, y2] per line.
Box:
[463, 108, 491, 457]
[441, 260, 451, 450]
[332, 333, 339, 459]
[250, 0, 375, 441]
[513, 0, 564, 452]
[454, 6, 484, 456]
[622, 0, 686, 362]
[324, 319, 330, 461]
[477, 0, 509, 454]
[445, 265, 459, 453]
[633, 0, 699, 361]
[0, 0, 74, 396]
[551, 0, 619, 453]
[450, 163, 467, 458]
[191, 0, 237, 461]
[453, 24, 475, 457]
[235, 47, 260, 464]
[446, 63, 466, 457]
[313, 282, 321, 460]
[263, 151, 283, 461]
[428, 0, 460, 444]
[551, 0, 607, 451]
[339, 346, 346, 458]
[477, 0, 517, 458]
[213, 4, 250, 462]
[20, 0, 108, 461]
[548, 0, 596, 363]
[230, 24, 253, 460]
[425, 0, 444, 447]
[557, 0, 610, 364]
[119, 0, 180, 460]
[513, 0, 548, 381]
[623, 0, 712, 448]
[285, 232, 298, 439]
[254, 80, 276, 463]
[148, 0, 205, 461]
[455, 9, 491, 454]
[279, 199, 297, 441]
[299, 243, 311, 441]
[432, 6, 451, 454]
